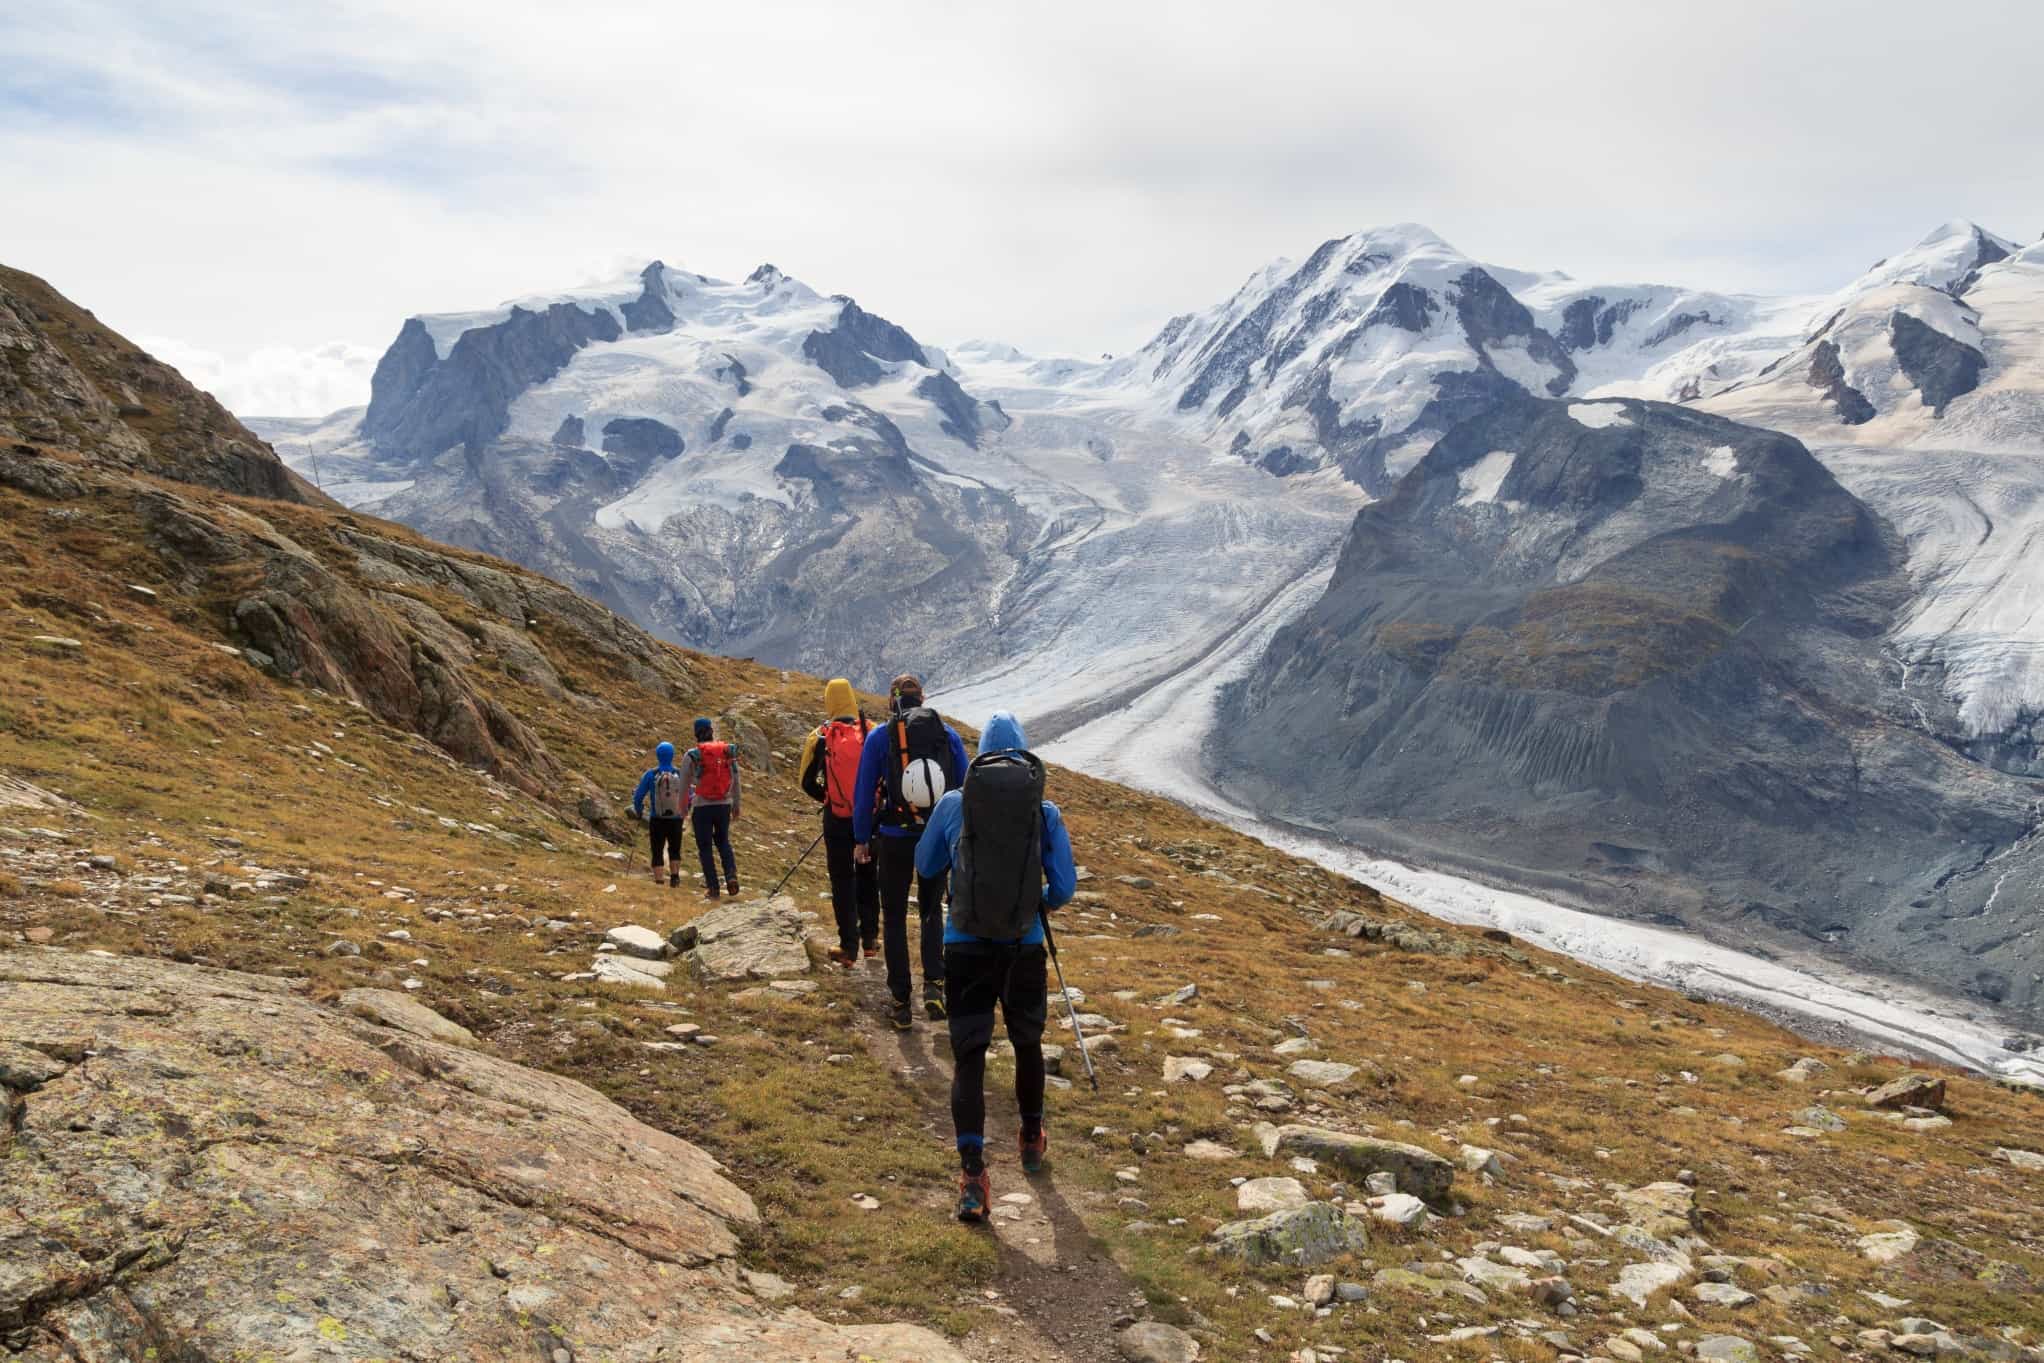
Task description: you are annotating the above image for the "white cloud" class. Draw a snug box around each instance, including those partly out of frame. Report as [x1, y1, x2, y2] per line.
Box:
[139, 337, 380, 419]
[5, 0, 2041, 418]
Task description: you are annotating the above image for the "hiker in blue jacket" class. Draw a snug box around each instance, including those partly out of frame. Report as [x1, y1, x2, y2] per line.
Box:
[914, 709, 1076, 1223]
[629, 741, 688, 887]
[852, 673, 970, 1030]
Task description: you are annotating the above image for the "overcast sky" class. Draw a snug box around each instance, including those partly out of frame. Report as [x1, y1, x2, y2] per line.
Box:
[6, 0, 2040, 417]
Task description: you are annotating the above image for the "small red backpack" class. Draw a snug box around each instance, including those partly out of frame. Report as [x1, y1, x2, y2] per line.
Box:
[820, 717, 869, 818]
[695, 741, 735, 801]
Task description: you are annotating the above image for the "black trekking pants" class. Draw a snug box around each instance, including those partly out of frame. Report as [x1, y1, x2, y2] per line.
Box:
[691, 804, 736, 889]
[945, 942, 1049, 1150]
[648, 815, 683, 872]
[823, 812, 879, 954]
[876, 833, 945, 1004]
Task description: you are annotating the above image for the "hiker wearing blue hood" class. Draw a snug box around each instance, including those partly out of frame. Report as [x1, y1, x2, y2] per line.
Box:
[630, 741, 689, 887]
[913, 710, 1076, 1223]
[851, 674, 969, 1030]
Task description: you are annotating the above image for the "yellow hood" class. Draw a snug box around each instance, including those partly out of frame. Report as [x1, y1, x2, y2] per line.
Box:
[823, 677, 858, 720]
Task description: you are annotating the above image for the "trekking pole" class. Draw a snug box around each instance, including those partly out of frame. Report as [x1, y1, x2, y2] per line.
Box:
[765, 832, 824, 902]
[1039, 910, 1100, 1091]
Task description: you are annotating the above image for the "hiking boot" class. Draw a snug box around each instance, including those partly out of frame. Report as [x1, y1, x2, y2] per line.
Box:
[668, 873, 680, 888]
[924, 996, 947, 1022]
[826, 947, 858, 969]
[1019, 1127, 1048, 1175]
[956, 1168, 991, 1224]
[725, 879, 739, 897]
[705, 883, 722, 901]
[648, 866, 663, 885]
[861, 936, 879, 958]
[888, 999, 913, 1031]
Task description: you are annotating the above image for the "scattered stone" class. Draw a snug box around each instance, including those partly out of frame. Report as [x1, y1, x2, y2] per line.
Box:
[1528, 1275, 1574, 1307]
[1776, 1057, 1830, 1083]
[1163, 1056, 1213, 1083]
[682, 895, 813, 981]
[323, 938, 362, 957]
[1184, 1139, 1238, 1161]
[604, 924, 669, 960]
[1273, 1126, 1456, 1201]
[1372, 1267, 1488, 1305]
[1116, 1320, 1201, 1363]
[1367, 1193, 1428, 1228]
[1857, 1223, 1921, 1263]
[1614, 1258, 1694, 1306]
[1286, 1059, 1359, 1090]
[1616, 1181, 1699, 1237]
[1459, 1145, 1505, 1178]
[1116, 875, 1156, 890]
[1994, 1147, 2044, 1172]
[1158, 983, 1198, 1005]
[1695, 1336, 1760, 1363]
[1273, 1036, 1318, 1057]
[1797, 1105, 1847, 1132]
[1303, 1273, 1336, 1308]
[1238, 1177, 1311, 1213]
[592, 955, 674, 989]
[1693, 1282, 1758, 1308]
[1210, 1201, 1368, 1267]
[1459, 1256, 1531, 1293]
[1865, 1073, 1945, 1112]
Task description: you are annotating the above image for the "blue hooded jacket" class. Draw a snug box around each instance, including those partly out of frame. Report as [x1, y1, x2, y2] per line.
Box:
[851, 708, 970, 843]
[631, 741, 679, 817]
[915, 711, 1077, 946]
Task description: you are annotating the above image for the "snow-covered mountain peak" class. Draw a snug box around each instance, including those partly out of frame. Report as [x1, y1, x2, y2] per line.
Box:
[1093, 222, 1578, 487]
[1852, 220, 2021, 297]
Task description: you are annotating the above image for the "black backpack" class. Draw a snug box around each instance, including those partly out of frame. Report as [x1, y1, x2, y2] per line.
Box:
[950, 749, 1046, 941]
[883, 706, 950, 829]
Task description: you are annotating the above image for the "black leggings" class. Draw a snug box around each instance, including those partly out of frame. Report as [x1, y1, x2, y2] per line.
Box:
[823, 813, 878, 952]
[945, 943, 1048, 1153]
[648, 816, 683, 870]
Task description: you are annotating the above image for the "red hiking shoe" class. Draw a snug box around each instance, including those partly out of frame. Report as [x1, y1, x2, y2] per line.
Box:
[956, 1168, 991, 1224]
[1019, 1127, 1048, 1175]
[826, 947, 858, 969]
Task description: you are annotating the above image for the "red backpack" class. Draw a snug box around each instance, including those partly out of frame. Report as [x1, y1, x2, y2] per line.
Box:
[695, 741, 735, 801]
[820, 717, 868, 819]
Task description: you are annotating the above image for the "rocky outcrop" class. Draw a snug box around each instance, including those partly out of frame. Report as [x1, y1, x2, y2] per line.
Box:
[917, 369, 1009, 448]
[672, 895, 815, 981]
[1223, 392, 2044, 1011]
[801, 299, 928, 388]
[0, 949, 966, 1362]
[1807, 338, 1877, 424]
[1889, 311, 1984, 414]
[363, 301, 624, 462]
[1272, 1126, 1456, 1201]
[0, 264, 315, 503]
[1209, 1201, 1368, 1267]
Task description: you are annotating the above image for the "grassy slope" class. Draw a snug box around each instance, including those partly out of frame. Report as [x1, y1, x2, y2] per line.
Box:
[3, 460, 2042, 1360]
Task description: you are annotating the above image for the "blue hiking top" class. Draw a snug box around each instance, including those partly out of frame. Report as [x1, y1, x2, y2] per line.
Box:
[630, 741, 678, 817]
[914, 711, 1076, 946]
[850, 711, 969, 843]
